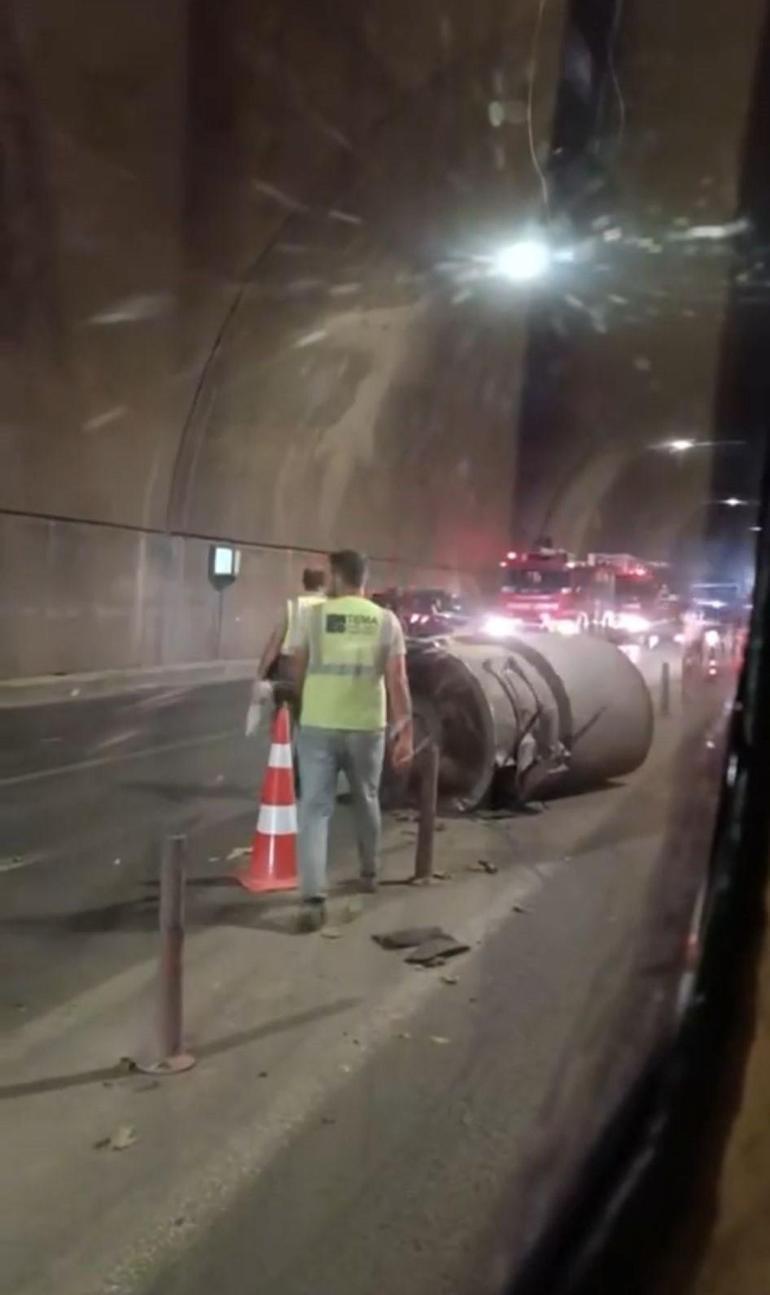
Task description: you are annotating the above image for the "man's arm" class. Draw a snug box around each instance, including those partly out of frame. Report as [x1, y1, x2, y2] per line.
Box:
[385, 652, 413, 766]
[291, 643, 309, 697]
[255, 609, 288, 683]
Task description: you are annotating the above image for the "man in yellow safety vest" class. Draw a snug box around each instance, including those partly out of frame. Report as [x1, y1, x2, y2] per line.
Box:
[256, 567, 327, 685]
[292, 549, 413, 930]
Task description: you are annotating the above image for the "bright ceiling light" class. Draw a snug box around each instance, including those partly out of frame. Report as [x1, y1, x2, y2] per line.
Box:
[723, 496, 745, 507]
[491, 239, 551, 282]
[666, 438, 696, 453]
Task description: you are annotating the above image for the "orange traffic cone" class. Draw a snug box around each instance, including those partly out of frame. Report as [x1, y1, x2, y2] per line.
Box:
[235, 704, 298, 893]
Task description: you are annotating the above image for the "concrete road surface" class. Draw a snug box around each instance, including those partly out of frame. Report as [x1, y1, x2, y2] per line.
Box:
[0, 647, 701, 1295]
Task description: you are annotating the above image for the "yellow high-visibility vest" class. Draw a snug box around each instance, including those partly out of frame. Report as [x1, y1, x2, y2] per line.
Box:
[301, 596, 393, 731]
[282, 593, 325, 653]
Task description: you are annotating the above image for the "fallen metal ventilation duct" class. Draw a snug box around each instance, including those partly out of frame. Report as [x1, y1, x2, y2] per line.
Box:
[395, 632, 654, 811]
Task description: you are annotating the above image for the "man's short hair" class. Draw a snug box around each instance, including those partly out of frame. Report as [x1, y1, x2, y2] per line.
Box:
[330, 549, 368, 589]
[302, 567, 326, 592]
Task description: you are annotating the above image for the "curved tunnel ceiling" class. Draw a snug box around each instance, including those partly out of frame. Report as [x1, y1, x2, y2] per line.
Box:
[0, 0, 565, 571]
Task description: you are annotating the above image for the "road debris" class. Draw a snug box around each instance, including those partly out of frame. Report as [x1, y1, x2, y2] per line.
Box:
[373, 926, 446, 949]
[375, 925, 469, 968]
[473, 859, 499, 875]
[340, 899, 363, 924]
[405, 935, 469, 966]
[95, 1124, 138, 1152]
[226, 846, 250, 862]
[398, 1031, 412, 1040]
[320, 926, 342, 940]
[430, 1036, 451, 1046]
[440, 974, 459, 986]
[512, 903, 529, 914]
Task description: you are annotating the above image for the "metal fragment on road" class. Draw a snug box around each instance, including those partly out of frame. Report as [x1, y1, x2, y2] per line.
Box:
[95, 1124, 139, 1151]
[405, 936, 470, 965]
[471, 859, 499, 875]
[373, 926, 447, 949]
[226, 846, 250, 862]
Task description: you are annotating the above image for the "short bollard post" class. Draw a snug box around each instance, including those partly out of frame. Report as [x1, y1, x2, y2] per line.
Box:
[138, 835, 196, 1075]
[660, 661, 671, 717]
[413, 741, 439, 883]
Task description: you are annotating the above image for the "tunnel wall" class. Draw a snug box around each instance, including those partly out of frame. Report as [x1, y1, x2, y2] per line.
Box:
[0, 512, 479, 678]
[0, 0, 566, 678]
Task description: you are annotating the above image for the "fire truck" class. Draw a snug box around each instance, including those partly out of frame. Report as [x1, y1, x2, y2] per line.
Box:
[586, 553, 677, 644]
[490, 547, 676, 644]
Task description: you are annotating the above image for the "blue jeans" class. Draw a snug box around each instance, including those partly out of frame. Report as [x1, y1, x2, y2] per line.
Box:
[296, 727, 386, 901]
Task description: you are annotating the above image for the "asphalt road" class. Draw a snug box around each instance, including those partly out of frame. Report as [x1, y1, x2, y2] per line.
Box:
[136, 718, 681, 1295]
[0, 649, 678, 1030]
[0, 648, 713, 1295]
[0, 679, 263, 1030]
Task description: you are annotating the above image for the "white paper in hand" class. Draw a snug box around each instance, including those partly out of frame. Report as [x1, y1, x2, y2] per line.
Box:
[244, 701, 262, 737]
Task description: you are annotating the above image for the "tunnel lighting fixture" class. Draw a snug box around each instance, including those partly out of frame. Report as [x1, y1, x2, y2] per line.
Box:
[491, 239, 551, 283]
[209, 543, 242, 591]
[655, 438, 747, 454]
[723, 496, 747, 508]
[213, 545, 241, 576]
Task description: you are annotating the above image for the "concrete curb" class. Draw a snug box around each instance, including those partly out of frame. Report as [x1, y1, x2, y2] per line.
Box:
[0, 659, 259, 708]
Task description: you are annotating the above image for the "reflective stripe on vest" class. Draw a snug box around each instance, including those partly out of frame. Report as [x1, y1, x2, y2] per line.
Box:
[301, 596, 391, 730]
[282, 593, 325, 652]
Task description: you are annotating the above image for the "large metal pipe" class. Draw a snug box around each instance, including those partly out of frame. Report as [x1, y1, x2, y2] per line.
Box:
[400, 632, 654, 811]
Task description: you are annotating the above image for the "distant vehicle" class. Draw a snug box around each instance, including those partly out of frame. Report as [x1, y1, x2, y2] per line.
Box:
[490, 547, 677, 645]
[682, 601, 748, 695]
[371, 587, 469, 637]
[586, 553, 679, 646]
[492, 547, 592, 636]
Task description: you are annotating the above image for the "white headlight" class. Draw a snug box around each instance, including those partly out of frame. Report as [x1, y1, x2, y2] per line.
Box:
[616, 613, 652, 635]
[704, 628, 721, 647]
[483, 614, 519, 638]
[553, 618, 579, 636]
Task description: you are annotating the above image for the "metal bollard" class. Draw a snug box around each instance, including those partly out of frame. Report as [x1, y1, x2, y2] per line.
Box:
[138, 835, 196, 1075]
[660, 660, 671, 717]
[413, 741, 439, 882]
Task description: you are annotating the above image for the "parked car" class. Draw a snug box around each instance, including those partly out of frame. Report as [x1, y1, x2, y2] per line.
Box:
[371, 587, 469, 637]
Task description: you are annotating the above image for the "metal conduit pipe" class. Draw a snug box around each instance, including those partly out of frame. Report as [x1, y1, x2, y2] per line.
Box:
[397, 632, 654, 811]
